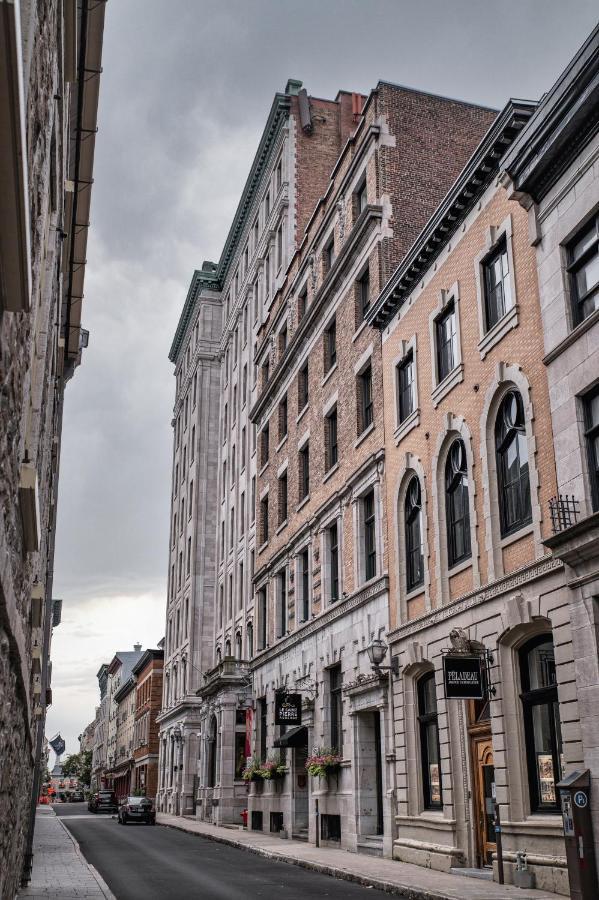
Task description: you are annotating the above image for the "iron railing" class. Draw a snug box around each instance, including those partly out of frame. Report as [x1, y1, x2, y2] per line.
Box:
[549, 494, 580, 533]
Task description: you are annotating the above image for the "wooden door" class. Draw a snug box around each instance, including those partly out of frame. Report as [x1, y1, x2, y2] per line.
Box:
[473, 738, 496, 867]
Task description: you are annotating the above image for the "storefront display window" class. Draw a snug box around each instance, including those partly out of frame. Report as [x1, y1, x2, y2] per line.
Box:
[418, 672, 442, 809]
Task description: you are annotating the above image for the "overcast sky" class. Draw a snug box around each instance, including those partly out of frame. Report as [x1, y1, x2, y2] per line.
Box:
[46, 0, 599, 758]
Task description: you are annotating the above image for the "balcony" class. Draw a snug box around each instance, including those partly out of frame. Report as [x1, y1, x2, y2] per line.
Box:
[197, 656, 251, 699]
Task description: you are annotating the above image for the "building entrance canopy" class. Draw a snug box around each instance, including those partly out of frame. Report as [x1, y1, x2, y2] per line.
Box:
[273, 725, 308, 748]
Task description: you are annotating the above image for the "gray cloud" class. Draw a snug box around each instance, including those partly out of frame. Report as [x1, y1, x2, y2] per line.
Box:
[51, 0, 598, 755]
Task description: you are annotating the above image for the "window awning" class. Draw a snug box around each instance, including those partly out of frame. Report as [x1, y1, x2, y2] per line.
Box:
[273, 725, 308, 748]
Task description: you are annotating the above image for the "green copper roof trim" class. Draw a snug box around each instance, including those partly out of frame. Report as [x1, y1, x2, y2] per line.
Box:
[169, 91, 292, 364]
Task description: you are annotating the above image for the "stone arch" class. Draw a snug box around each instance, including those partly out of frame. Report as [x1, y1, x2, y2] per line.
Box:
[393, 452, 430, 623]
[479, 362, 542, 581]
[431, 412, 481, 606]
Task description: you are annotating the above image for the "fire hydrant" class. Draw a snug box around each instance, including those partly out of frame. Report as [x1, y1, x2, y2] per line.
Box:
[241, 808, 248, 828]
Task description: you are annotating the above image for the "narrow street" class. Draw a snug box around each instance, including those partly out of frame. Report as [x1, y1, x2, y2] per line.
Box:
[55, 804, 393, 900]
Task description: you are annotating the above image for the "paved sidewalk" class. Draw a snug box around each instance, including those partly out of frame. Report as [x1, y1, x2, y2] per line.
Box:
[18, 807, 115, 899]
[157, 812, 565, 900]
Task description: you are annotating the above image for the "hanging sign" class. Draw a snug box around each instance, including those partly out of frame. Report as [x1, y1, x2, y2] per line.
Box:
[443, 654, 485, 699]
[275, 692, 302, 726]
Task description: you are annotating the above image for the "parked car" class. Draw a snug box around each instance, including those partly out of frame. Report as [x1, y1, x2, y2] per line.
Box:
[117, 796, 155, 825]
[70, 790, 85, 802]
[88, 790, 118, 813]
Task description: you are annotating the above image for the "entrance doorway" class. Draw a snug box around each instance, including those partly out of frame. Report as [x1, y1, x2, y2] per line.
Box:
[293, 742, 309, 835]
[357, 710, 384, 837]
[468, 700, 496, 868]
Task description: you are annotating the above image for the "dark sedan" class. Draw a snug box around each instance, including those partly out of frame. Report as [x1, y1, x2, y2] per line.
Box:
[117, 796, 156, 825]
[88, 790, 118, 813]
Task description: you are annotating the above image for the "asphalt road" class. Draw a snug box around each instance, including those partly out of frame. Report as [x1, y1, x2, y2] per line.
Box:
[54, 804, 393, 900]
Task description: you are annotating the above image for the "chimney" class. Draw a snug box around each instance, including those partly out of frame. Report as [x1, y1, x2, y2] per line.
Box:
[133, 643, 142, 652]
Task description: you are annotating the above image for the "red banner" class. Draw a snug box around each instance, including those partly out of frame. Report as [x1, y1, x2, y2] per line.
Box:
[245, 707, 253, 758]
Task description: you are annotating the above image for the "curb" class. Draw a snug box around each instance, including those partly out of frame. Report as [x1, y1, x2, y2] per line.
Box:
[54, 813, 117, 899]
[156, 818, 463, 900]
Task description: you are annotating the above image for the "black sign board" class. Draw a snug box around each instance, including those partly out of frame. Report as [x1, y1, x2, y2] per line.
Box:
[275, 692, 302, 726]
[443, 654, 485, 700]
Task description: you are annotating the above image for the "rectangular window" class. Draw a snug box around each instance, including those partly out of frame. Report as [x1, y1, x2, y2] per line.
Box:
[238, 561, 244, 611]
[355, 177, 367, 215]
[397, 352, 414, 424]
[364, 490, 377, 581]
[278, 394, 288, 441]
[568, 214, 599, 325]
[325, 406, 338, 471]
[262, 358, 270, 388]
[298, 361, 309, 410]
[278, 471, 288, 525]
[324, 235, 335, 273]
[325, 319, 337, 372]
[299, 546, 310, 622]
[189, 481, 193, 518]
[358, 365, 373, 434]
[436, 301, 457, 383]
[298, 285, 308, 321]
[278, 324, 287, 356]
[258, 589, 267, 650]
[186, 536, 191, 574]
[222, 461, 226, 499]
[584, 387, 599, 511]
[229, 506, 235, 546]
[260, 424, 269, 468]
[358, 267, 371, 322]
[265, 191, 271, 220]
[275, 159, 282, 192]
[483, 236, 513, 330]
[299, 443, 310, 500]
[277, 569, 287, 638]
[329, 664, 343, 754]
[191, 426, 195, 461]
[241, 427, 246, 469]
[243, 364, 248, 402]
[240, 491, 245, 536]
[276, 223, 283, 271]
[329, 522, 339, 603]
[251, 476, 256, 522]
[260, 495, 269, 544]
[259, 697, 268, 759]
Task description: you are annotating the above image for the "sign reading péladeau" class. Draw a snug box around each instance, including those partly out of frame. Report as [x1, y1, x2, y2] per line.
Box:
[274, 692, 302, 726]
[443, 654, 485, 700]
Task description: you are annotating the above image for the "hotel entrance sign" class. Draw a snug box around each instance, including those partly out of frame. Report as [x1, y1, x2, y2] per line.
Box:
[443, 654, 485, 700]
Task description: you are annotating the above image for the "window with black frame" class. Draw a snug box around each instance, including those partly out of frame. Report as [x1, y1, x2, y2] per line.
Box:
[418, 672, 442, 809]
[567, 214, 599, 326]
[364, 490, 377, 581]
[435, 301, 457, 383]
[445, 439, 471, 567]
[325, 319, 337, 372]
[299, 546, 310, 622]
[405, 477, 424, 591]
[326, 406, 338, 470]
[359, 365, 373, 434]
[329, 664, 343, 754]
[495, 390, 532, 537]
[329, 521, 339, 602]
[520, 635, 563, 813]
[584, 387, 599, 511]
[483, 236, 513, 330]
[397, 351, 414, 424]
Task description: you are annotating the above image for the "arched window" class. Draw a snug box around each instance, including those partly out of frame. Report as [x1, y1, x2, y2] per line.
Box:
[445, 439, 471, 567]
[216, 646, 222, 664]
[495, 391, 531, 537]
[417, 672, 442, 810]
[225, 639, 231, 657]
[405, 477, 424, 591]
[519, 635, 563, 813]
[235, 632, 242, 660]
[246, 623, 253, 659]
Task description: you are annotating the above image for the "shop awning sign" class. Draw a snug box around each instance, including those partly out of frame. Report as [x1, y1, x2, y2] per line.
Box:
[443, 654, 485, 700]
[275, 692, 302, 726]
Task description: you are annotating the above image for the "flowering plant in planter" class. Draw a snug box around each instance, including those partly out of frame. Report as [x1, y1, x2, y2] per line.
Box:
[242, 757, 263, 782]
[258, 756, 286, 779]
[305, 747, 342, 778]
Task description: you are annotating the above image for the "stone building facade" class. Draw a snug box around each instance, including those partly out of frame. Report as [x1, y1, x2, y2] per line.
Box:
[502, 23, 599, 884]
[133, 648, 164, 799]
[0, 0, 104, 892]
[247, 83, 496, 855]
[112, 676, 136, 800]
[103, 648, 142, 792]
[366, 91, 587, 891]
[91, 663, 109, 791]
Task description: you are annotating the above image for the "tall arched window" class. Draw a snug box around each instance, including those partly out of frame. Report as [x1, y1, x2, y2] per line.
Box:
[235, 632, 242, 660]
[225, 639, 231, 657]
[207, 715, 218, 788]
[405, 477, 424, 591]
[495, 391, 531, 536]
[445, 439, 471, 567]
[418, 672, 442, 810]
[520, 635, 563, 813]
[246, 623, 253, 659]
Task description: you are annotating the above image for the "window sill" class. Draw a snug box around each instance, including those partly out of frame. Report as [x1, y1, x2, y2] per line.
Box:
[322, 362, 338, 387]
[447, 557, 473, 578]
[352, 318, 369, 343]
[355, 421, 375, 449]
[296, 404, 309, 425]
[405, 585, 426, 604]
[258, 462, 269, 477]
[323, 462, 340, 483]
[543, 305, 599, 365]
[478, 304, 519, 359]
[431, 363, 464, 408]
[258, 540, 269, 554]
[276, 520, 288, 535]
[394, 408, 420, 445]
[499, 521, 534, 550]
[276, 435, 288, 453]
[296, 494, 311, 513]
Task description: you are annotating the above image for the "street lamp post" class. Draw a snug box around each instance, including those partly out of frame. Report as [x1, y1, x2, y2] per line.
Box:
[366, 638, 400, 676]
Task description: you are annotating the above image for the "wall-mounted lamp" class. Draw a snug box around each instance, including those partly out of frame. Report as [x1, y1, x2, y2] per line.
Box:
[366, 638, 400, 677]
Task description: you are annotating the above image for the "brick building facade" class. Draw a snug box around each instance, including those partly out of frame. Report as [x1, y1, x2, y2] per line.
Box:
[247, 83, 496, 853]
[133, 648, 164, 799]
[0, 1, 104, 892]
